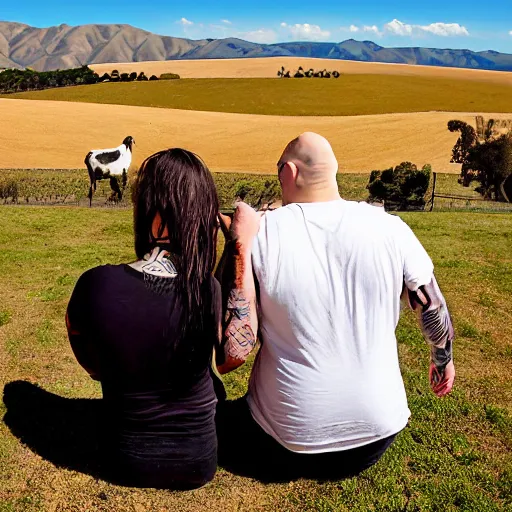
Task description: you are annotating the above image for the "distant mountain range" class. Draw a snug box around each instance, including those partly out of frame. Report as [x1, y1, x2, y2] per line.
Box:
[2, 21, 512, 72]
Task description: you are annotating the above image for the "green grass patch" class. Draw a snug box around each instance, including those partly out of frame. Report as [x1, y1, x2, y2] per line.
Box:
[4, 75, 512, 116]
[35, 319, 55, 346]
[0, 206, 511, 510]
[0, 310, 11, 327]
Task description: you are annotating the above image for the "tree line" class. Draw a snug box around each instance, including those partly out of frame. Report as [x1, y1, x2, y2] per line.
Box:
[0, 66, 99, 93]
[98, 70, 164, 82]
[277, 66, 341, 78]
[0, 66, 180, 93]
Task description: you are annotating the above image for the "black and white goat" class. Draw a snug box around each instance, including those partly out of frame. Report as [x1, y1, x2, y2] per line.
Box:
[85, 136, 135, 206]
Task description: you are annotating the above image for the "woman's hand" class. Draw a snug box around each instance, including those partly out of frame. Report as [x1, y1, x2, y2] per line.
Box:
[231, 202, 264, 247]
[218, 212, 233, 241]
[218, 202, 263, 247]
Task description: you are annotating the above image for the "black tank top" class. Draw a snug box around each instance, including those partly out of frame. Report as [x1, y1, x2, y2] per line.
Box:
[67, 264, 217, 489]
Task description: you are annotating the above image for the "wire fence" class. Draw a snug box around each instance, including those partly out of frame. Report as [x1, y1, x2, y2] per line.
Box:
[426, 172, 512, 213]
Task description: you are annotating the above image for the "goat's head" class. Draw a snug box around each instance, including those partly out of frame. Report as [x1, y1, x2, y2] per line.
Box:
[123, 136, 135, 152]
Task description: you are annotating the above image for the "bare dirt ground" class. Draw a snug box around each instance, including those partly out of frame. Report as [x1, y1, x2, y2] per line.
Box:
[3, 98, 507, 173]
[91, 57, 512, 85]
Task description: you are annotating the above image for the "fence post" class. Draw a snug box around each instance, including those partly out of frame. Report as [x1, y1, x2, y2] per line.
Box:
[429, 172, 437, 212]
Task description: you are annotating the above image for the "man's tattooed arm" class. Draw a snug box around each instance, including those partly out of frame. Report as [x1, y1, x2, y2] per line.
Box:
[216, 239, 258, 374]
[407, 276, 454, 380]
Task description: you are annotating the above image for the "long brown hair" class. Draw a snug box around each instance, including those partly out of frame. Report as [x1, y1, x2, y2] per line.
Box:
[133, 148, 219, 344]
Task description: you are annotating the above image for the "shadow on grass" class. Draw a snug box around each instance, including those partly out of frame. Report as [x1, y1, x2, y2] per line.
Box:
[2, 380, 113, 482]
[3, 380, 394, 487]
[216, 397, 396, 484]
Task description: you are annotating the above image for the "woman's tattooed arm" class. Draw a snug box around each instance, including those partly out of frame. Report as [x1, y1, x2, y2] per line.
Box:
[216, 240, 258, 374]
[215, 204, 262, 374]
[407, 276, 454, 375]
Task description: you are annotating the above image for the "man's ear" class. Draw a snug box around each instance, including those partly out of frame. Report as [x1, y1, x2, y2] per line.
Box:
[280, 161, 298, 185]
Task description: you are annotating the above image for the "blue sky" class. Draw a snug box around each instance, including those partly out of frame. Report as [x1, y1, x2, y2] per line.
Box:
[4, 0, 512, 53]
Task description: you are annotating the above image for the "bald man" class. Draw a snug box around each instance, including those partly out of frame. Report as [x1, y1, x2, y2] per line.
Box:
[216, 132, 455, 481]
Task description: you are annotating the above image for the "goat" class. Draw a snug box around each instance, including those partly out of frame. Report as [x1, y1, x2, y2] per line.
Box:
[85, 136, 135, 206]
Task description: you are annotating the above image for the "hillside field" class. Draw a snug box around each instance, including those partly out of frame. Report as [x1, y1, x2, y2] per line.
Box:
[3, 98, 509, 173]
[91, 56, 512, 85]
[4, 76, 512, 117]
[0, 207, 511, 511]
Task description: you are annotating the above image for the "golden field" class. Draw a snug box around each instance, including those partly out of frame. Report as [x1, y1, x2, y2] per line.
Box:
[91, 56, 512, 85]
[0, 98, 495, 172]
[7, 76, 512, 116]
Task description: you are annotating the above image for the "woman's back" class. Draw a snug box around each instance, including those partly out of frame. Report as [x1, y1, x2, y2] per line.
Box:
[68, 263, 217, 489]
[67, 148, 221, 489]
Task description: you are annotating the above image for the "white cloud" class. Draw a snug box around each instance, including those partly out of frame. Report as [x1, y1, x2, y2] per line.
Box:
[384, 18, 469, 37]
[179, 18, 194, 27]
[384, 19, 413, 36]
[221, 19, 232, 25]
[240, 29, 277, 44]
[363, 25, 383, 36]
[280, 23, 330, 41]
[349, 25, 359, 33]
[421, 22, 469, 37]
[509, 30, 512, 36]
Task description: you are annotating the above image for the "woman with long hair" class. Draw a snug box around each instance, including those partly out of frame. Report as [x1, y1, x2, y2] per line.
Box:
[66, 148, 221, 489]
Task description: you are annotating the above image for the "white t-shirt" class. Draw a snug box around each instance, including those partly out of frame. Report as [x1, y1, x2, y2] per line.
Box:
[248, 199, 434, 453]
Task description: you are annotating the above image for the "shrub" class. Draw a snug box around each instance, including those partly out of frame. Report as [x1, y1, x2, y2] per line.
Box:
[99, 73, 111, 81]
[129, 72, 138, 81]
[137, 72, 149, 81]
[110, 70, 120, 82]
[120, 73, 130, 82]
[367, 162, 431, 211]
[0, 177, 18, 203]
[159, 73, 181, 80]
[149, 75, 159, 81]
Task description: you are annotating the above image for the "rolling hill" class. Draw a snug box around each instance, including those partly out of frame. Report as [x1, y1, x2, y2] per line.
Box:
[91, 57, 512, 85]
[0, 97, 498, 173]
[2, 20, 512, 72]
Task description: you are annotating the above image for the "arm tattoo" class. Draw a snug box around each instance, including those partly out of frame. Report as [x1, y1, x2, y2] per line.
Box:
[408, 277, 454, 371]
[217, 240, 257, 373]
[220, 290, 256, 372]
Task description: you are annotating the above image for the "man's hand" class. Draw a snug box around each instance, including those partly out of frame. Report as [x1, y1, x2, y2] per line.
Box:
[429, 360, 455, 397]
[407, 276, 455, 398]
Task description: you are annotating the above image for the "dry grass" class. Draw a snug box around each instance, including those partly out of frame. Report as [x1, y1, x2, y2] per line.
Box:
[91, 57, 512, 86]
[3, 98, 509, 173]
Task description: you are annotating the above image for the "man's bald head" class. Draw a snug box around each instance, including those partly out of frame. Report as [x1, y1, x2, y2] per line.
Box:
[280, 132, 338, 189]
[277, 132, 340, 205]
